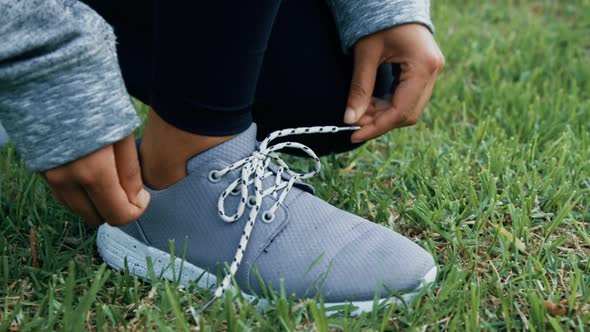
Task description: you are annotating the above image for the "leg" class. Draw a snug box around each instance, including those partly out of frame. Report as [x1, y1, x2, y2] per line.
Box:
[141, 0, 282, 189]
[253, 0, 397, 155]
[87, 0, 283, 189]
[79, 0, 154, 104]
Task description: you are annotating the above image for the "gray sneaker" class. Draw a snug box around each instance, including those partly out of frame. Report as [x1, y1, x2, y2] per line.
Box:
[97, 124, 436, 313]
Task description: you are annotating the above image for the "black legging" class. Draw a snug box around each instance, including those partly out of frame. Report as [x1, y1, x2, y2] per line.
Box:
[82, 0, 397, 155]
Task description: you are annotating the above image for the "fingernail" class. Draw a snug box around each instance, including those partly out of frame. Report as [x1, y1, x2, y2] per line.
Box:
[344, 107, 357, 124]
[135, 189, 150, 209]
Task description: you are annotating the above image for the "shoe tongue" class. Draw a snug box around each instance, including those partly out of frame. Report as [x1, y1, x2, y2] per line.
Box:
[186, 123, 258, 174]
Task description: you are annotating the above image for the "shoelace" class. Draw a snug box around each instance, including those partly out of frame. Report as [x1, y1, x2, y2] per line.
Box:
[201, 125, 359, 310]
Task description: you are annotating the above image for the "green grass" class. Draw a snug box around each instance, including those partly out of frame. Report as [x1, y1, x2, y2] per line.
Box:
[1, 0, 589, 330]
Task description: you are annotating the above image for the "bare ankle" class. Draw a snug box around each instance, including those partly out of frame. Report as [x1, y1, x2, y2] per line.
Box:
[140, 109, 237, 190]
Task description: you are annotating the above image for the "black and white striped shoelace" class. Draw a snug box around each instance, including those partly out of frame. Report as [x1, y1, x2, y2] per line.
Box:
[201, 125, 358, 310]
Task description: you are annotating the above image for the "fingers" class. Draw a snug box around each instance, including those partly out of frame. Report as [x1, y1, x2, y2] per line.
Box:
[81, 147, 147, 226]
[352, 55, 444, 143]
[351, 74, 429, 143]
[348, 23, 445, 143]
[61, 186, 103, 226]
[390, 68, 431, 126]
[355, 97, 386, 126]
[44, 137, 150, 227]
[344, 43, 381, 125]
[44, 173, 102, 225]
[113, 135, 150, 209]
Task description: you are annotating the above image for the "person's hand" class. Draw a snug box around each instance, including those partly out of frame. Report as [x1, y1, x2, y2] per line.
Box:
[344, 23, 445, 143]
[43, 135, 150, 226]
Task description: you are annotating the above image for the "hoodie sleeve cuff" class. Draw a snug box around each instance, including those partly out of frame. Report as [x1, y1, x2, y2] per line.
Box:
[328, 0, 434, 52]
[0, 0, 140, 172]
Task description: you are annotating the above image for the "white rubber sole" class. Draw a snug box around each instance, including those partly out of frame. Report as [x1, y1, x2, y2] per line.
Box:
[97, 223, 437, 315]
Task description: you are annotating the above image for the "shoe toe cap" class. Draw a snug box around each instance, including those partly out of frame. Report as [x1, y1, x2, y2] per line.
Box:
[322, 224, 436, 302]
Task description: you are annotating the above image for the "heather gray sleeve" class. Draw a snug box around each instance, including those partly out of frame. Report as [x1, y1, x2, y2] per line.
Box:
[328, 0, 434, 51]
[0, 0, 140, 172]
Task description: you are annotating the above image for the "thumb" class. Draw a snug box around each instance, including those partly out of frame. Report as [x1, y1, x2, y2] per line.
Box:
[113, 135, 150, 210]
[345, 50, 379, 125]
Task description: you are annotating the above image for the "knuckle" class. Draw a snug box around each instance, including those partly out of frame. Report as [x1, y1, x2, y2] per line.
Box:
[76, 171, 98, 186]
[397, 114, 419, 127]
[72, 166, 101, 186]
[438, 54, 446, 70]
[123, 163, 142, 186]
[349, 81, 370, 98]
[424, 53, 446, 74]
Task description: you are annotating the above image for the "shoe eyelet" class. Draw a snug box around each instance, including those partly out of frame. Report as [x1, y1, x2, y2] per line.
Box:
[247, 196, 256, 207]
[262, 211, 275, 223]
[208, 170, 222, 183]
